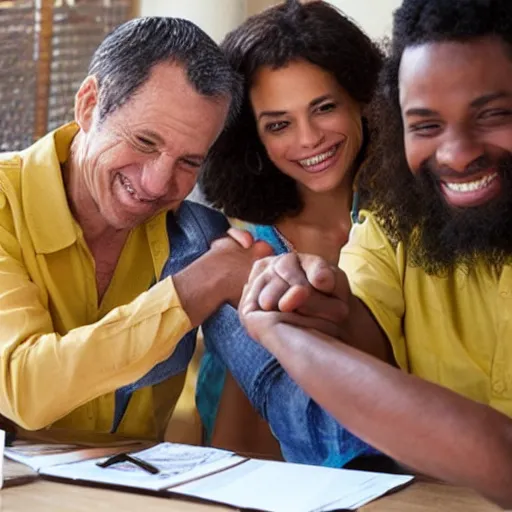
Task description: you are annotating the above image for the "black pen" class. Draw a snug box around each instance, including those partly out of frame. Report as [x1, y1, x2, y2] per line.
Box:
[96, 452, 160, 475]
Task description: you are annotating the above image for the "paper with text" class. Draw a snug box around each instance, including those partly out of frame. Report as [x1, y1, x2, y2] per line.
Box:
[41, 442, 246, 491]
[5, 440, 147, 471]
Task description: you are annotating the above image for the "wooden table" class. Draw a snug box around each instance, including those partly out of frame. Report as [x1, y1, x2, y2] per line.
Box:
[0, 478, 500, 511]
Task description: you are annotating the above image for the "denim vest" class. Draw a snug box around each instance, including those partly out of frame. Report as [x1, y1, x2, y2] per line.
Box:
[111, 200, 228, 432]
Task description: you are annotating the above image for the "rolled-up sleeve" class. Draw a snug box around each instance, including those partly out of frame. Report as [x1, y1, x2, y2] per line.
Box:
[0, 226, 191, 430]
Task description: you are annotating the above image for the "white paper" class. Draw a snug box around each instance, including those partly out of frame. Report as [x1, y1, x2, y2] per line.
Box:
[173, 458, 413, 512]
[5, 440, 146, 471]
[0, 430, 5, 490]
[41, 442, 246, 491]
[8, 439, 413, 511]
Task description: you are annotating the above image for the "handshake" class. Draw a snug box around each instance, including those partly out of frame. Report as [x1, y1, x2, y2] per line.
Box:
[237, 250, 354, 345]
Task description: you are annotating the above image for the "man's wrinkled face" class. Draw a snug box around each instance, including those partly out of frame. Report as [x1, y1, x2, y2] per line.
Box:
[75, 62, 229, 230]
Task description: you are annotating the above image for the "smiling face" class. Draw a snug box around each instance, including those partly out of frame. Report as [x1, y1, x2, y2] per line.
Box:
[400, 37, 512, 209]
[74, 61, 229, 231]
[390, 36, 512, 272]
[249, 60, 363, 195]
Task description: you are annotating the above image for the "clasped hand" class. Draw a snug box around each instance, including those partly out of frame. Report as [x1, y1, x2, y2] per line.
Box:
[236, 248, 352, 343]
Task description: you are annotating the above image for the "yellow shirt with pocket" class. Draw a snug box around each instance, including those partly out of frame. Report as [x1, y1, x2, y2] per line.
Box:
[0, 123, 193, 440]
[339, 210, 512, 418]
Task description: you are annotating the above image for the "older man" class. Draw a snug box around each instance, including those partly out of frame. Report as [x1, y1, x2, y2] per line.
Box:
[0, 17, 270, 441]
[204, 0, 512, 507]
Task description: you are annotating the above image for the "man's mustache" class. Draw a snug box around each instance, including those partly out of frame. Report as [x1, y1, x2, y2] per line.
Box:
[419, 154, 506, 182]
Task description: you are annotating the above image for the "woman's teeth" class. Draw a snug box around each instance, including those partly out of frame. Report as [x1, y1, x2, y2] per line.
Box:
[299, 145, 337, 167]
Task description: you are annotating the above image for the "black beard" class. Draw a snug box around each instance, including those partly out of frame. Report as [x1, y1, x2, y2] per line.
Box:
[407, 154, 512, 275]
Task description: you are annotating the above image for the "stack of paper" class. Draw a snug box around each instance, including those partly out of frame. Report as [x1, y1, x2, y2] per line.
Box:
[6, 441, 413, 511]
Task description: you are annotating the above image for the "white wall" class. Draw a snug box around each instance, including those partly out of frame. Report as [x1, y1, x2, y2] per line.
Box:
[139, 0, 247, 42]
[326, 0, 401, 40]
[247, 0, 279, 15]
[139, 0, 401, 43]
[248, 0, 401, 40]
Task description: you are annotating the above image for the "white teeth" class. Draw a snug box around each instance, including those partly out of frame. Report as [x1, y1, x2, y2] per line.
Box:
[299, 145, 337, 167]
[118, 174, 156, 204]
[445, 173, 498, 193]
[120, 175, 143, 201]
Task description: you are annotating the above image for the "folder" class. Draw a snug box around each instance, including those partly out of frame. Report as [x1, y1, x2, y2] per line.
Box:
[5, 439, 413, 511]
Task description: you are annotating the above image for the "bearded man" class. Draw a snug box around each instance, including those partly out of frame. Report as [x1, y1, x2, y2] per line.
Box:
[203, 0, 512, 507]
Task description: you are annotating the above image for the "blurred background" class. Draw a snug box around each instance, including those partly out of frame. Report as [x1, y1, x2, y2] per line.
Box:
[0, 0, 400, 152]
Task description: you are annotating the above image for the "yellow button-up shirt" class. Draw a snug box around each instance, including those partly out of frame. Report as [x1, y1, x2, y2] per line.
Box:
[0, 123, 192, 439]
[339, 211, 512, 418]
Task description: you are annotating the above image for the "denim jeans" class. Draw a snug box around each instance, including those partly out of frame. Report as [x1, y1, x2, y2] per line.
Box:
[154, 201, 378, 466]
[202, 304, 379, 467]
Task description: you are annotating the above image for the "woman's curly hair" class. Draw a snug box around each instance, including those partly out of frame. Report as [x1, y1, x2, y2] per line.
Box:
[199, 0, 383, 225]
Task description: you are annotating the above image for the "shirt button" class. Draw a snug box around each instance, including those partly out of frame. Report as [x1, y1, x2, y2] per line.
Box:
[493, 380, 506, 394]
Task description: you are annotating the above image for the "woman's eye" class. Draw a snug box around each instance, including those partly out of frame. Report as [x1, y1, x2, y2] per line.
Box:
[265, 121, 289, 133]
[479, 109, 511, 121]
[316, 102, 336, 113]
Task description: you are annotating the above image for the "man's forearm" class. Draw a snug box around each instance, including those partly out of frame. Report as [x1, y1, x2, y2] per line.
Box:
[173, 253, 228, 327]
[340, 296, 396, 364]
[202, 305, 374, 466]
[261, 323, 512, 508]
[0, 278, 191, 430]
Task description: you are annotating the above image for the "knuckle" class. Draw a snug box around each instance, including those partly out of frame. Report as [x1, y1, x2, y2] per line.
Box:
[252, 258, 270, 273]
[274, 254, 304, 280]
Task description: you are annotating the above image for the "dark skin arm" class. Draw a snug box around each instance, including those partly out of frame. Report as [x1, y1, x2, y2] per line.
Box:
[244, 252, 394, 363]
[239, 254, 512, 509]
[259, 322, 512, 509]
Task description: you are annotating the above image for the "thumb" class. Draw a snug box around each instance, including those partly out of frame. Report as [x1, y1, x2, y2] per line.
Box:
[299, 255, 350, 301]
[227, 228, 254, 249]
[253, 240, 274, 259]
[299, 255, 337, 294]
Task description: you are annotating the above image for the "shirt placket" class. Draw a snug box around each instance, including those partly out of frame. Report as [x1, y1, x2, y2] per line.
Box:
[492, 267, 512, 399]
[77, 235, 100, 425]
[146, 215, 168, 280]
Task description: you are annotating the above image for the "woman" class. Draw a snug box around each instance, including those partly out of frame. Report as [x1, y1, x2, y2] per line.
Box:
[198, 0, 383, 461]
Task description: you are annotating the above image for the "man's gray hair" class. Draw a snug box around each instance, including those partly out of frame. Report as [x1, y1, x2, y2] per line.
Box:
[88, 17, 243, 126]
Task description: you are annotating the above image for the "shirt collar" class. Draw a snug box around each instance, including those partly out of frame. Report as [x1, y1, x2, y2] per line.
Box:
[21, 122, 80, 254]
[22, 122, 171, 277]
